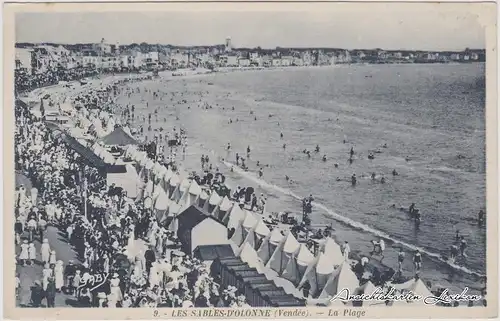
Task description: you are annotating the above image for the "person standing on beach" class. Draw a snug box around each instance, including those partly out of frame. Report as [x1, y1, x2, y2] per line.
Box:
[413, 250, 422, 272]
[397, 248, 405, 273]
[342, 241, 350, 261]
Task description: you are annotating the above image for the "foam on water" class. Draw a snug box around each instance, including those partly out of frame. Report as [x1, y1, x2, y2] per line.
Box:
[219, 158, 484, 278]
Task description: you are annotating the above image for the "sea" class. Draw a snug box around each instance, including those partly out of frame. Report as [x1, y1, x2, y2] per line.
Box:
[115, 63, 486, 293]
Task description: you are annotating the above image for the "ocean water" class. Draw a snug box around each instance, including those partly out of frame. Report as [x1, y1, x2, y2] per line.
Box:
[116, 63, 486, 292]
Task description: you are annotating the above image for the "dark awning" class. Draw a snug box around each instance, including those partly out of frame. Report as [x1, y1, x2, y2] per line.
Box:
[99, 126, 139, 146]
[59, 133, 125, 173]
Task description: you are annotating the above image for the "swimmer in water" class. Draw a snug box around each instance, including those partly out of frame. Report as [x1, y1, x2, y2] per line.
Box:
[334, 163, 339, 168]
[392, 169, 399, 176]
[256, 161, 260, 167]
[322, 155, 327, 162]
[285, 175, 290, 182]
[280, 133, 284, 139]
[258, 168, 263, 178]
[307, 151, 311, 159]
[350, 147, 354, 157]
[478, 209, 485, 225]
[227, 142, 231, 151]
[315, 145, 320, 153]
[380, 177, 386, 184]
[371, 173, 376, 180]
[351, 174, 357, 186]
[459, 236, 467, 256]
[283, 143, 286, 150]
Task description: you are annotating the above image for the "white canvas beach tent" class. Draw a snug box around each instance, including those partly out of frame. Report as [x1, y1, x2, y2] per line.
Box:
[257, 228, 285, 265]
[390, 278, 433, 306]
[238, 242, 304, 299]
[204, 190, 222, 213]
[178, 177, 192, 197]
[226, 205, 246, 236]
[198, 189, 209, 207]
[281, 244, 315, 286]
[320, 237, 345, 265]
[161, 168, 173, 191]
[178, 180, 202, 213]
[354, 281, 385, 307]
[212, 196, 233, 221]
[231, 210, 258, 252]
[318, 262, 360, 300]
[297, 250, 338, 298]
[137, 180, 154, 200]
[266, 231, 301, 275]
[106, 163, 142, 199]
[253, 219, 271, 249]
[168, 173, 181, 201]
[154, 186, 171, 223]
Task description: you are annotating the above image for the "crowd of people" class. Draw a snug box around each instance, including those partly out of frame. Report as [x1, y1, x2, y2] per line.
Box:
[14, 77, 254, 308]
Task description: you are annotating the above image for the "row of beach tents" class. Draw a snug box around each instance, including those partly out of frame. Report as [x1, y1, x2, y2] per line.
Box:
[105, 142, 434, 306]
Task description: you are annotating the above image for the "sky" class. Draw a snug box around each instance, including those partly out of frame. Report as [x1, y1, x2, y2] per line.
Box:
[15, 8, 486, 51]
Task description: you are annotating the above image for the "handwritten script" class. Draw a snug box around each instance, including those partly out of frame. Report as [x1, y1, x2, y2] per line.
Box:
[331, 287, 482, 305]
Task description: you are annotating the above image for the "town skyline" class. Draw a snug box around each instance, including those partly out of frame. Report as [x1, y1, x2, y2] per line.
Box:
[16, 10, 485, 52]
[15, 41, 485, 54]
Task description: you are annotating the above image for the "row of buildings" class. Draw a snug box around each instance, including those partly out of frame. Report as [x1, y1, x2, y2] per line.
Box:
[15, 38, 486, 75]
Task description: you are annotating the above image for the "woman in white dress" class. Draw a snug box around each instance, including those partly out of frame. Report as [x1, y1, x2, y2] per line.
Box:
[28, 243, 36, 265]
[40, 238, 51, 264]
[102, 253, 110, 274]
[49, 250, 57, 265]
[72, 270, 81, 298]
[54, 260, 64, 291]
[109, 273, 123, 303]
[130, 259, 146, 288]
[42, 263, 53, 291]
[127, 224, 135, 251]
[148, 262, 160, 289]
[148, 220, 158, 245]
[19, 240, 29, 266]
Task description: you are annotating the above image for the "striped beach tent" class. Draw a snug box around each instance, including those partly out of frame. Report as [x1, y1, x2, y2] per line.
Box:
[319, 262, 359, 301]
[204, 190, 222, 214]
[266, 231, 301, 275]
[281, 244, 315, 286]
[214, 196, 233, 221]
[257, 228, 285, 265]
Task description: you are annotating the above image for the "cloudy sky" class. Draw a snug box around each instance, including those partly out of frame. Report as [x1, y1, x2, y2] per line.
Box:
[15, 6, 485, 51]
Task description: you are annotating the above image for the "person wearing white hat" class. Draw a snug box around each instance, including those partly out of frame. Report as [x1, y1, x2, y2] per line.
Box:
[49, 250, 57, 265]
[42, 263, 53, 291]
[54, 260, 64, 292]
[19, 240, 29, 266]
[40, 238, 51, 264]
[109, 273, 123, 304]
[97, 292, 108, 307]
[148, 262, 160, 289]
[27, 242, 36, 265]
[72, 270, 82, 298]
